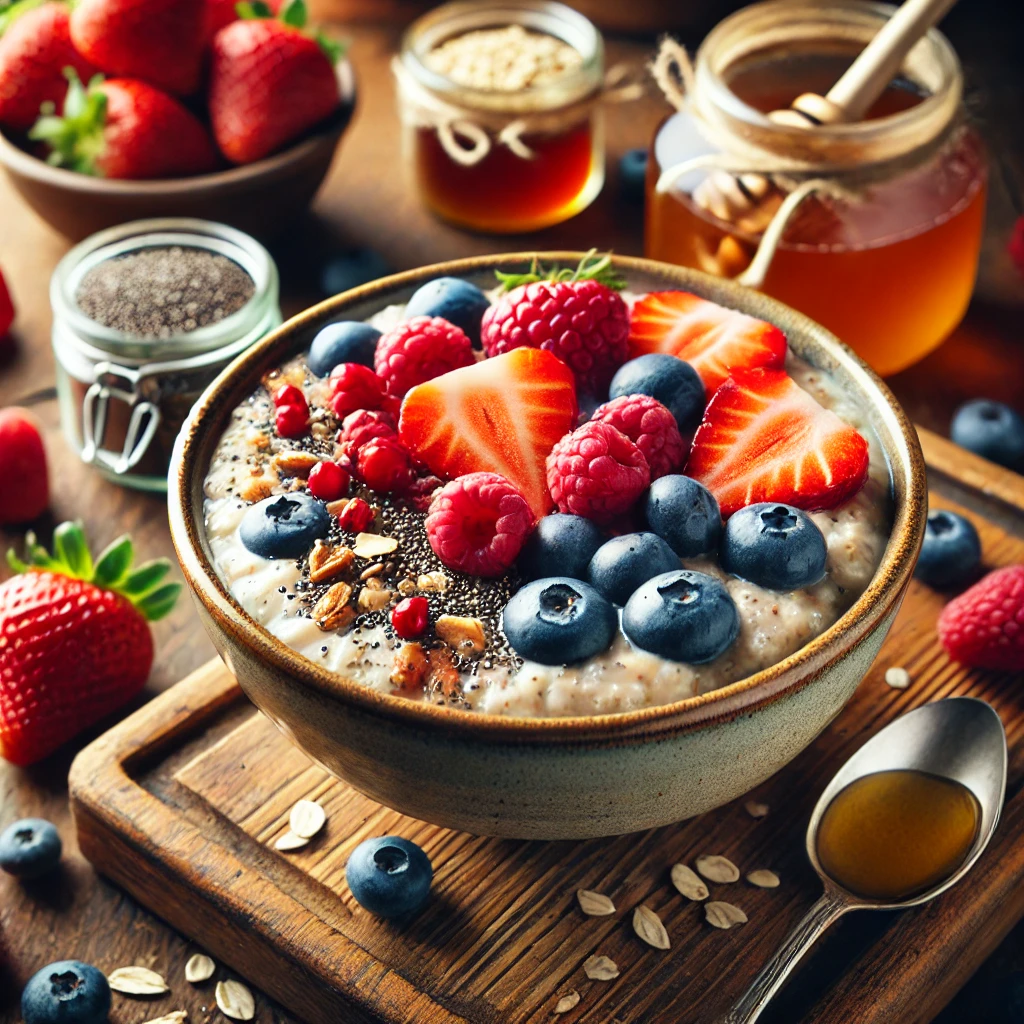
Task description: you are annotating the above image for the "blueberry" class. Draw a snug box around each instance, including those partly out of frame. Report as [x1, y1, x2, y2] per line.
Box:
[22, 961, 110, 1024]
[619, 147, 648, 201]
[950, 399, 1024, 472]
[587, 532, 680, 605]
[346, 836, 432, 918]
[721, 503, 827, 590]
[308, 321, 381, 376]
[609, 354, 706, 431]
[404, 277, 490, 347]
[915, 509, 981, 588]
[517, 514, 604, 582]
[502, 577, 617, 665]
[644, 474, 721, 557]
[623, 569, 739, 663]
[319, 248, 392, 298]
[0, 818, 62, 879]
[239, 493, 330, 559]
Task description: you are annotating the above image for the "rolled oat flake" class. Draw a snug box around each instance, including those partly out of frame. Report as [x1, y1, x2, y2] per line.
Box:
[216, 980, 256, 1021]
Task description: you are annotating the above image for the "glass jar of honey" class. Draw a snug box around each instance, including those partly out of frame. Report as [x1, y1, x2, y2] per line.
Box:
[645, 0, 987, 376]
[396, 0, 606, 233]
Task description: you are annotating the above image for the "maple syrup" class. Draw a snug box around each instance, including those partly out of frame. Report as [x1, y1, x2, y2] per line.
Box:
[816, 769, 980, 901]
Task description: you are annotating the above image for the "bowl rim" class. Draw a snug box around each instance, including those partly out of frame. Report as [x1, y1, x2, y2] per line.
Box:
[169, 252, 926, 745]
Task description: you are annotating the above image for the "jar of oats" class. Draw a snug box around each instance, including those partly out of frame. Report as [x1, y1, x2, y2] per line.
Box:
[395, 0, 606, 233]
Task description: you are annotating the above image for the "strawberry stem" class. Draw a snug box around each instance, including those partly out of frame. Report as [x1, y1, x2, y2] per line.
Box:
[495, 249, 626, 292]
[6, 521, 181, 622]
[29, 69, 108, 176]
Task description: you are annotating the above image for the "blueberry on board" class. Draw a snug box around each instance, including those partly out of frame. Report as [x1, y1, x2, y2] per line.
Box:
[950, 399, 1024, 472]
[0, 818, 62, 879]
[319, 248, 392, 298]
[405, 277, 490, 347]
[239, 493, 330, 559]
[721, 503, 827, 590]
[915, 509, 982, 588]
[346, 836, 433, 918]
[22, 961, 110, 1024]
[619, 147, 648, 201]
[644, 474, 722, 557]
[587, 532, 680, 605]
[623, 569, 740, 663]
[517, 514, 604, 582]
[609, 354, 706, 431]
[307, 321, 382, 376]
[501, 577, 618, 665]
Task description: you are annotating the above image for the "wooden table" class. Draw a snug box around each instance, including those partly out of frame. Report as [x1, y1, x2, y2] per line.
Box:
[1, 18, 1022, 1024]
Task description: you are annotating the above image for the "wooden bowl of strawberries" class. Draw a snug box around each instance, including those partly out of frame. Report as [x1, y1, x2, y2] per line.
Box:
[0, 0, 355, 241]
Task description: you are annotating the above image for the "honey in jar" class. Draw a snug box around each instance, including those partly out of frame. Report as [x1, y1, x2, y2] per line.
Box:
[645, 1, 987, 377]
[396, 2, 606, 234]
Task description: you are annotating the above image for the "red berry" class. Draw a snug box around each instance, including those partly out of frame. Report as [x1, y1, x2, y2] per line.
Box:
[329, 363, 386, 417]
[275, 403, 307, 439]
[546, 420, 650, 523]
[374, 315, 475, 398]
[307, 460, 350, 502]
[0, 407, 48, 525]
[391, 597, 429, 639]
[273, 383, 307, 411]
[358, 437, 412, 493]
[337, 496, 374, 533]
[481, 279, 630, 394]
[591, 394, 687, 480]
[406, 474, 443, 512]
[340, 408, 396, 452]
[425, 472, 534, 577]
[938, 565, 1024, 671]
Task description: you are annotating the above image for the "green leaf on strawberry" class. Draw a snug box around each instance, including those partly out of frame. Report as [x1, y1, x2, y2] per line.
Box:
[29, 69, 109, 175]
[495, 249, 627, 293]
[6, 521, 181, 621]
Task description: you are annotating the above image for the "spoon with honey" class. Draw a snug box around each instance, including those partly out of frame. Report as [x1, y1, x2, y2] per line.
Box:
[723, 697, 1007, 1024]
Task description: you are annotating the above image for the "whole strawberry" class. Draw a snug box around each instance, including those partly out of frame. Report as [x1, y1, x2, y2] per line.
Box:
[203, 0, 283, 44]
[0, 2, 97, 133]
[208, 0, 341, 165]
[30, 71, 219, 179]
[481, 251, 631, 395]
[0, 407, 48, 525]
[70, 0, 204, 97]
[938, 565, 1024, 672]
[1, 523, 180, 766]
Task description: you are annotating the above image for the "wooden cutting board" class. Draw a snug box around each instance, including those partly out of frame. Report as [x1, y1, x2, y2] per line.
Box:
[69, 427, 1024, 1024]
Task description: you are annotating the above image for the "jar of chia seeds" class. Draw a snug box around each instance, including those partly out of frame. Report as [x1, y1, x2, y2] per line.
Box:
[50, 218, 281, 491]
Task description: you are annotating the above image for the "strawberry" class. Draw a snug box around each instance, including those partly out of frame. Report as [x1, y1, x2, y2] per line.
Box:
[208, 0, 341, 165]
[70, 0, 204, 97]
[686, 367, 869, 517]
[30, 71, 219, 179]
[939, 565, 1024, 671]
[629, 291, 788, 395]
[0, 266, 13, 337]
[203, 0, 282, 44]
[1, 523, 180, 765]
[0, 407, 48, 525]
[398, 347, 577, 521]
[0, 2, 97, 133]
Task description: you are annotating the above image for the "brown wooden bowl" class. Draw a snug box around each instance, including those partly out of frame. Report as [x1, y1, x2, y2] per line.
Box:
[0, 61, 355, 243]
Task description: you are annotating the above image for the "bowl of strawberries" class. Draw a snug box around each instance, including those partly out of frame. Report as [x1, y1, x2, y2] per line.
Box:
[0, 0, 355, 241]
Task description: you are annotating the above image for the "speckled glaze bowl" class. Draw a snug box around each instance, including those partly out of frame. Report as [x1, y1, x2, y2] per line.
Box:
[168, 253, 926, 840]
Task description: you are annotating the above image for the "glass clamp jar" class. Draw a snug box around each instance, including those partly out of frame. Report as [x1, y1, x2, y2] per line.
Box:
[51, 218, 281, 491]
[396, 0, 607, 233]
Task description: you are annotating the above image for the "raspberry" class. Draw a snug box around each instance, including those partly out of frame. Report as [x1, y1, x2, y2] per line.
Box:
[406, 474, 443, 512]
[272, 384, 307, 411]
[391, 597, 429, 639]
[340, 408, 397, 452]
[307, 460, 350, 501]
[329, 363, 386, 418]
[938, 565, 1024, 671]
[357, 437, 411, 493]
[275, 403, 307, 439]
[546, 420, 650, 523]
[337, 496, 374, 533]
[591, 394, 687, 480]
[375, 316, 475, 398]
[425, 472, 533, 577]
[481, 279, 630, 394]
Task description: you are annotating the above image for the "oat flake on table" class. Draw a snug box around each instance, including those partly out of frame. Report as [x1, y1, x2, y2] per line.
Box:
[576, 889, 616, 916]
[747, 869, 781, 888]
[216, 980, 256, 1021]
[274, 830, 310, 851]
[185, 953, 216, 983]
[583, 954, 620, 981]
[885, 666, 911, 689]
[632, 905, 671, 949]
[745, 800, 770, 818]
[696, 854, 740, 883]
[143, 1013, 189, 1024]
[553, 989, 581, 1014]
[705, 901, 749, 929]
[671, 863, 709, 901]
[107, 966, 169, 995]
[289, 799, 326, 839]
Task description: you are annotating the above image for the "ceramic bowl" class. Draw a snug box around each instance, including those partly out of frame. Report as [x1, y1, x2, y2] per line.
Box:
[0, 62, 355, 243]
[168, 253, 926, 840]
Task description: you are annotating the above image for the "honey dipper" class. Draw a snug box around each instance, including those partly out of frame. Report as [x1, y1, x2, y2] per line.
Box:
[692, 0, 960, 224]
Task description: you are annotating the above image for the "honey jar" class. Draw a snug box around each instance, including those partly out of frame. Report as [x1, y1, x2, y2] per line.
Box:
[645, 0, 987, 377]
[395, 0, 607, 233]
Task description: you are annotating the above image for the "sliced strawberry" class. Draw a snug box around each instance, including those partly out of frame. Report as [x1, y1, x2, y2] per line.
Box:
[398, 348, 577, 521]
[686, 368, 869, 517]
[629, 291, 787, 394]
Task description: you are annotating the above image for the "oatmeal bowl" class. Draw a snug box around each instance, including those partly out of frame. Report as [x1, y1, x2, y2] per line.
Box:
[168, 252, 925, 840]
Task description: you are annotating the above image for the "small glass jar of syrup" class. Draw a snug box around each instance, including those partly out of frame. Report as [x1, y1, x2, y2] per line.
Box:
[645, 0, 987, 377]
[396, 0, 606, 233]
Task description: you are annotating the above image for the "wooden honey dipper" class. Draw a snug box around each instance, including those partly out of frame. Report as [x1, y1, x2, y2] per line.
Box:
[693, 0, 960, 224]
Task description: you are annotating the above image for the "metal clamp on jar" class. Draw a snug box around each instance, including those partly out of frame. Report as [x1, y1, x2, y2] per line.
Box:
[50, 218, 281, 491]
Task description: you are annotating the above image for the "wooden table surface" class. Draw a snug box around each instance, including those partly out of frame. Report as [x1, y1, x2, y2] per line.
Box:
[1, 15, 1022, 1024]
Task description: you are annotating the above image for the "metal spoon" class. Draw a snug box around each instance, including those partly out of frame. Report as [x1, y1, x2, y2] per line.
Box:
[722, 697, 1007, 1024]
